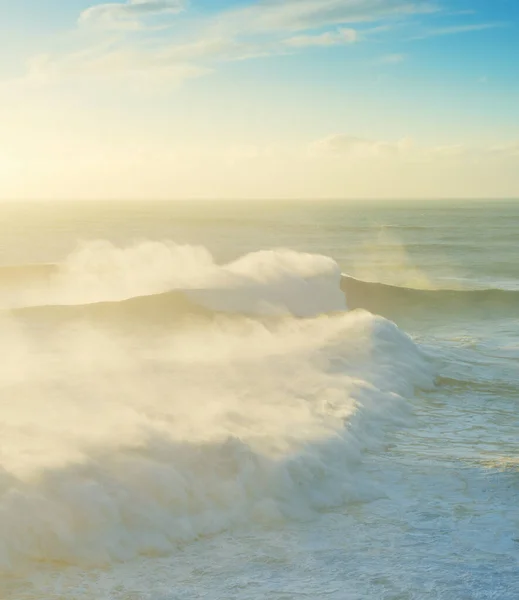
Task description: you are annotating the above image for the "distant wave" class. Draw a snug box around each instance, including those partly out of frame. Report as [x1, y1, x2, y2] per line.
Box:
[341, 276, 519, 318]
[2, 241, 516, 325]
[6, 285, 347, 330]
[7, 290, 212, 327]
[436, 376, 519, 397]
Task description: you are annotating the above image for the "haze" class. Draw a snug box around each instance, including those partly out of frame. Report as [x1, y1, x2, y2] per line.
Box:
[1, 0, 518, 200]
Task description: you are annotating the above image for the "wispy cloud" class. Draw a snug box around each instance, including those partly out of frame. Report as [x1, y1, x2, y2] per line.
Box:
[9, 0, 511, 91]
[25, 49, 210, 87]
[16, 0, 442, 86]
[215, 0, 439, 34]
[413, 22, 504, 39]
[20, 35, 272, 87]
[311, 134, 413, 158]
[79, 0, 187, 30]
[157, 38, 271, 63]
[284, 28, 357, 48]
[77, 0, 438, 34]
[311, 133, 519, 163]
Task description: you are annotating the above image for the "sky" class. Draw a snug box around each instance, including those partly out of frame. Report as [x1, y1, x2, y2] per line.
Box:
[0, 0, 518, 200]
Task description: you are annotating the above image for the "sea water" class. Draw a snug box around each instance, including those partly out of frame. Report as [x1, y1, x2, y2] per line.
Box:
[0, 200, 517, 599]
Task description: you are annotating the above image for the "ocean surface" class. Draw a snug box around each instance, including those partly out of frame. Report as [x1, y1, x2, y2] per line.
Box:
[0, 200, 517, 600]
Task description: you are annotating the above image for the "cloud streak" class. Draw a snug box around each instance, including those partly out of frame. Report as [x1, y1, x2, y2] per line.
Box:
[311, 134, 413, 159]
[17, 0, 444, 85]
[413, 22, 504, 39]
[311, 134, 519, 164]
[17, 0, 498, 88]
[215, 0, 439, 34]
[79, 0, 186, 30]
[22, 35, 273, 86]
[284, 28, 357, 47]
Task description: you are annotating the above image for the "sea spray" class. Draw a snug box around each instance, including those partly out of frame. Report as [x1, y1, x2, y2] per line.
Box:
[0, 245, 433, 574]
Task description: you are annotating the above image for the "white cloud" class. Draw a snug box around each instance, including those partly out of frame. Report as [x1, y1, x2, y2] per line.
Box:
[311, 134, 413, 159]
[21, 35, 271, 86]
[24, 46, 210, 87]
[413, 22, 503, 39]
[79, 0, 186, 30]
[158, 38, 271, 63]
[285, 28, 357, 47]
[16, 0, 442, 87]
[217, 0, 438, 34]
[3, 126, 519, 200]
[311, 134, 519, 166]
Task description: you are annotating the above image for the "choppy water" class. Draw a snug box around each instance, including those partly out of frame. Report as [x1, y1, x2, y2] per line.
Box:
[0, 200, 517, 600]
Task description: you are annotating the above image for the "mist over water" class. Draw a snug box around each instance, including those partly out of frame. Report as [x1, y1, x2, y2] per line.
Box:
[0, 201, 518, 599]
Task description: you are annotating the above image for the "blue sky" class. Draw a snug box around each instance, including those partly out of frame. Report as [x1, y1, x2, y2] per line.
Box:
[1, 0, 518, 199]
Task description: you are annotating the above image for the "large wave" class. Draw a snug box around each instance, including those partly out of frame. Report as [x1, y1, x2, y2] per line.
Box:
[0, 242, 434, 577]
[1, 241, 516, 323]
[0, 241, 345, 318]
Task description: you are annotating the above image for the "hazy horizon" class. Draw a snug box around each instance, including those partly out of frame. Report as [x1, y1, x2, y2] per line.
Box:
[2, 196, 519, 204]
[2, 0, 519, 200]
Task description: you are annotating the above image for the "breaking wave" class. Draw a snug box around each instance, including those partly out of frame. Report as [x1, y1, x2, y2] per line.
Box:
[0, 241, 345, 318]
[0, 242, 434, 576]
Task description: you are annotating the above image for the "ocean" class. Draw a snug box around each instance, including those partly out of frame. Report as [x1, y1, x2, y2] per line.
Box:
[0, 199, 517, 600]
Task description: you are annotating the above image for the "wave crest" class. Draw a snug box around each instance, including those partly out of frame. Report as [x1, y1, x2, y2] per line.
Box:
[1, 242, 346, 318]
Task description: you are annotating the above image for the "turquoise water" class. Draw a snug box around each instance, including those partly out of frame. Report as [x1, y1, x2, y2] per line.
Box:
[0, 200, 517, 599]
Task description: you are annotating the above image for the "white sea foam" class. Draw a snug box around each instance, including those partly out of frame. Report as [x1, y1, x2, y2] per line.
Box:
[0, 244, 433, 577]
[1, 241, 346, 316]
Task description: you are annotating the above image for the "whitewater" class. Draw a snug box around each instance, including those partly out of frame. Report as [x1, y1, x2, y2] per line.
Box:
[0, 200, 517, 599]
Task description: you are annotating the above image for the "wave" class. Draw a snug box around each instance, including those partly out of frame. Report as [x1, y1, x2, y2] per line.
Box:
[0, 311, 433, 576]
[0, 241, 346, 318]
[6, 275, 517, 328]
[0, 242, 434, 576]
[8, 290, 212, 329]
[11, 273, 513, 329]
[341, 276, 519, 319]
[435, 376, 519, 397]
[1, 241, 517, 323]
